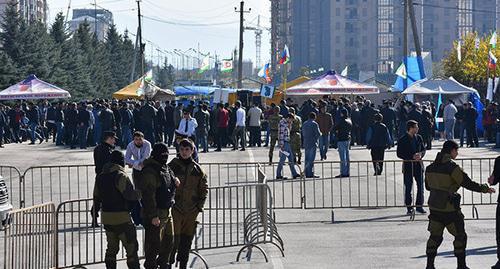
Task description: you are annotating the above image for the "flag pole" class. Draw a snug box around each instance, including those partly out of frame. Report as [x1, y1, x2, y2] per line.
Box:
[283, 63, 287, 100]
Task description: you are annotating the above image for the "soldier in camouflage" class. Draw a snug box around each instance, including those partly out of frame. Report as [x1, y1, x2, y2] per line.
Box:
[267, 106, 282, 164]
[289, 107, 302, 165]
[424, 140, 495, 269]
[93, 150, 141, 269]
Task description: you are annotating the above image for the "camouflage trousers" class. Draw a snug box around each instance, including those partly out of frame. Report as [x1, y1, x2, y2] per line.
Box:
[104, 222, 140, 269]
[290, 134, 301, 163]
[143, 212, 174, 269]
[170, 208, 200, 269]
[268, 132, 278, 159]
[426, 210, 467, 257]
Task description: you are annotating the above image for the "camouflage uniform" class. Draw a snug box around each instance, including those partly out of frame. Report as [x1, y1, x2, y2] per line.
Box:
[267, 107, 282, 163]
[168, 157, 208, 269]
[138, 157, 177, 269]
[424, 152, 490, 269]
[290, 114, 302, 164]
[93, 162, 141, 269]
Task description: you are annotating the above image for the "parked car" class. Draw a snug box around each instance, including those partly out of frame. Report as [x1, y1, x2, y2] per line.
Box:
[0, 176, 13, 229]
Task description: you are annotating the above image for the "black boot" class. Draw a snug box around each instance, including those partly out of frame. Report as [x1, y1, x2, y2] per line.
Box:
[492, 260, 500, 269]
[269, 156, 272, 164]
[456, 253, 469, 269]
[426, 253, 436, 269]
[105, 260, 117, 269]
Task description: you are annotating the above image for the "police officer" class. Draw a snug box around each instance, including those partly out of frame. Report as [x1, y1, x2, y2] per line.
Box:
[488, 156, 500, 269]
[93, 150, 141, 269]
[268, 106, 282, 164]
[168, 139, 208, 269]
[289, 107, 302, 165]
[138, 142, 179, 269]
[425, 140, 495, 269]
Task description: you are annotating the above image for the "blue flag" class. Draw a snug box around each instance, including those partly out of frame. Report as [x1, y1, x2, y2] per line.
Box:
[435, 92, 442, 130]
[470, 92, 484, 134]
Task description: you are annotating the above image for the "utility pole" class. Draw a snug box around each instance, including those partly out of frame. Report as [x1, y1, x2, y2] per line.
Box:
[403, 0, 408, 90]
[137, 0, 144, 76]
[235, 1, 251, 89]
[408, 0, 425, 79]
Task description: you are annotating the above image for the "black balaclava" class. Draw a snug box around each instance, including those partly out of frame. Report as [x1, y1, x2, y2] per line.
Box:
[152, 142, 169, 165]
[110, 150, 125, 167]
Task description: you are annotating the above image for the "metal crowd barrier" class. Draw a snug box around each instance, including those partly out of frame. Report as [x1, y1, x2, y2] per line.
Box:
[0, 166, 22, 208]
[2, 203, 56, 269]
[53, 182, 278, 268]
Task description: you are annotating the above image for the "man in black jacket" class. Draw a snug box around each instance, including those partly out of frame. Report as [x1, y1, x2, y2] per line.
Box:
[154, 101, 166, 143]
[65, 103, 79, 149]
[381, 101, 397, 144]
[164, 101, 176, 147]
[366, 113, 391, 175]
[100, 103, 116, 136]
[140, 101, 157, 144]
[92, 131, 117, 227]
[120, 103, 134, 148]
[335, 109, 352, 178]
[55, 102, 65, 146]
[464, 102, 479, 148]
[77, 103, 91, 149]
[397, 120, 426, 215]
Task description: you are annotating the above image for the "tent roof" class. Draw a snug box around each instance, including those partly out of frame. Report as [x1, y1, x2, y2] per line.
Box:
[0, 74, 71, 100]
[402, 77, 479, 95]
[277, 76, 310, 91]
[112, 78, 144, 100]
[287, 70, 378, 96]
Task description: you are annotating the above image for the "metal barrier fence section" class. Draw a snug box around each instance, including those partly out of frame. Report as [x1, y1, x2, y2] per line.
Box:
[303, 159, 497, 211]
[0, 166, 22, 209]
[3, 203, 56, 269]
[22, 165, 96, 208]
[54, 183, 276, 268]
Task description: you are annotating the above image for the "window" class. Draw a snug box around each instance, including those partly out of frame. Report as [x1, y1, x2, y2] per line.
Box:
[336, 8, 341, 16]
[336, 50, 341, 57]
[362, 50, 367, 57]
[336, 36, 340, 44]
[362, 36, 367, 43]
[336, 22, 341, 29]
[362, 8, 367, 17]
[362, 22, 367, 29]
[349, 38, 354, 46]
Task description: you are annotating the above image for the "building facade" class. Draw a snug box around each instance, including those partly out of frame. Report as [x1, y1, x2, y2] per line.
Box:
[271, 0, 499, 79]
[0, 0, 47, 24]
[70, 9, 114, 41]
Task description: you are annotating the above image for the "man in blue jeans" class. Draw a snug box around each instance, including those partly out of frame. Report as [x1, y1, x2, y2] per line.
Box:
[334, 109, 352, 178]
[26, 102, 41, 144]
[302, 112, 321, 178]
[397, 120, 426, 215]
[276, 114, 300, 180]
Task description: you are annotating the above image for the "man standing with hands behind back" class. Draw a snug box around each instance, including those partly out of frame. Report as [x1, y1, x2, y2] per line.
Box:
[397, 120, 426, 215]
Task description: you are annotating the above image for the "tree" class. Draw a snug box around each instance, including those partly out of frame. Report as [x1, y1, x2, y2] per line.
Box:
[48, 12, 70, 88]
[442, 32, 495, 97]
[0, 51, 18, 89]
[0, 0, 22, 62]
[157, 58, 175, 89]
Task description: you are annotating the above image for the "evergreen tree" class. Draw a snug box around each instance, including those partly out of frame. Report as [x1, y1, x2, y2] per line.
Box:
[0, 0, 22, 63]
[48, 12, 70, 88]
[157, 58, 176, 89]
[105, 24, 129, 90]
[73, 21, 97, 97]
[61, 38, 93, 100]
[0, 51, 18, 89]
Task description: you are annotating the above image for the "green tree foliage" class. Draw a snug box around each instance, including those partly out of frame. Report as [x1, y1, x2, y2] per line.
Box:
[0, 2, 167, 100]
[443, 32, 496, 97]
[156, 58, 176, 89]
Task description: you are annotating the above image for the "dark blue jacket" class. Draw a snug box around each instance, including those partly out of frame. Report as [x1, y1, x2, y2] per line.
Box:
[366, 122, 391, 149]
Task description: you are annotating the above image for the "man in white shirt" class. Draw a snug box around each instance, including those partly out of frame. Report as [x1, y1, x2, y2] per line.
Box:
[443, 100, 458, 140]
[232, 101, 246, 151]
[176, 110, 198, 140]
[125, 131, 152, 184]
[247, 103, 263, 147]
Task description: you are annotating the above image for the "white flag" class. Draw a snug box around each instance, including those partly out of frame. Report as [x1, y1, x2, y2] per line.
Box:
[341, 66, 348, 76]
[487, 78, 494, 101]
[475, 37, 480, 50]
[491, 31, 497, 48]
[395, 63, 407, 79]
[457, 41, 462, 62]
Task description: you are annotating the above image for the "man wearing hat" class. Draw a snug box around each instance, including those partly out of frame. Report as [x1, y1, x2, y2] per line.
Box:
[137, 142, 179, 269]
[93, 150, 141, 269]
[92, 130, 117, 227]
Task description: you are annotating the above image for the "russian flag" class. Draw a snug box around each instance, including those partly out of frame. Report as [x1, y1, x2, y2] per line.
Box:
[258, 63, 272, 83]
[489, 50, 497, 70]
[279, 45, 290, 65]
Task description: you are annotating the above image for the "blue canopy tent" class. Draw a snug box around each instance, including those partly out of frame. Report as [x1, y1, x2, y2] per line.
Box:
[393, 56, 426, 92]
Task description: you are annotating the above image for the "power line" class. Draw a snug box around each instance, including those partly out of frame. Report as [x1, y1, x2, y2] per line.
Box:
[413, 2, 500, 15]
[141, 15, 238, 27]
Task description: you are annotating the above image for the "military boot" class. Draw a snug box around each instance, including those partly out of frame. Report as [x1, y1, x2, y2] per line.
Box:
[492, 260, 500, 269]
[269, 156, 272, 164]
[426, 253, 436, 269]
[456, 253, 469, 269]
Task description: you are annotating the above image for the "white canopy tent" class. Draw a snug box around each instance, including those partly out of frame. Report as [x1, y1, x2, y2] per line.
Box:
[0, 74, 71, 100]
[402, 77, 478, 95]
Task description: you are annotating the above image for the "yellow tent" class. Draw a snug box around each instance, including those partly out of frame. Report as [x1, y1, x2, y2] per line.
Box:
[265, 76, 310, 105]
[112, 78, 144, 100]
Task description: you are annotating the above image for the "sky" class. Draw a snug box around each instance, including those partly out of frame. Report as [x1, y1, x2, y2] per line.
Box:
[47, 0, 271, 68]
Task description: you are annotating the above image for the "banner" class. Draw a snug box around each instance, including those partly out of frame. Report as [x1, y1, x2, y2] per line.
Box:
[260, 84, 275, 99]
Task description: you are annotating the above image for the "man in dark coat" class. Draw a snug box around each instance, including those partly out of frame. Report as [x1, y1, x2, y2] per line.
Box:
[397, 120, 426, 215]
[100, 103, 116, 135]
[164, 101, 176, 147]
[464, 102, 479, 147]
[140, 101, 157, 144]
